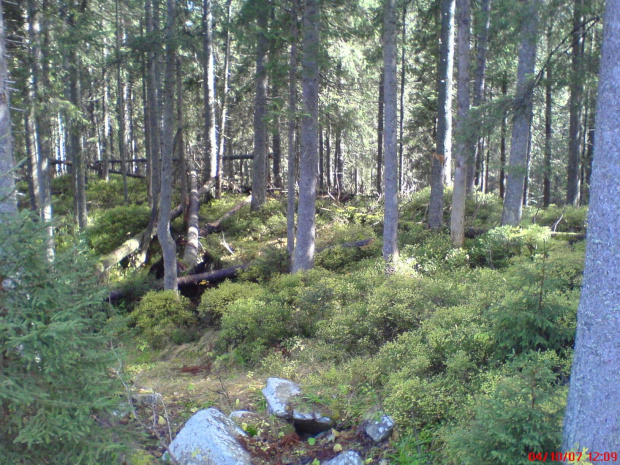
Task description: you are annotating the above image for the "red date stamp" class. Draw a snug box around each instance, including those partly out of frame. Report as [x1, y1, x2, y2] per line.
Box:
[528, 451, 618, 462]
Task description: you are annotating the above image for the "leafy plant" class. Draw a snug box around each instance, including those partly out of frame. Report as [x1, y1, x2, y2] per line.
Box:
[0, 212, 126, 464]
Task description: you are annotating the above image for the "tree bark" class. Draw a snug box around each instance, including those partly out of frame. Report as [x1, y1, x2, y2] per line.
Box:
[115, 0, 129, 205]
[182, 168, 200, 267]
[376, 69, 384, 194]
[428, 0, 455, 229]
[499, 76, 507, 199]
[466, 0, 491, 193]
[287, 0, 299, 259]
[0, 0, 16, 215]
[566, 0, 585, 206]
[543, 51, 552, 207]
[450, 0, 471, 248]
[500, 0, 539, 226]
[398, 4, 407, 192]
[203, 0, 218, 184]
[292, 0, 319, 273]
[251, 3, 269, 211]
[218, 0, 233, 195]
[563, 0, 620, 454]
[158, 0, 178, 291]
[382, 0, 399, 264]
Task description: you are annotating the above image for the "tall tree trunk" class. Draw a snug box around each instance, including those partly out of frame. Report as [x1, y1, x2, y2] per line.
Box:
[102, 54, 111, 181]
[382, 0, 399, 264]
[335, 60, 344, 194]
[522, 131, 532, 206]
[500, 0, 539, 226]
[450, 0, 471, 247]
[292, 0, 319, 273]
[398, 4, 407, 192]
[581, 89, 596, 205]
[218, 0, 232, 194]
[376, 69, 384, 194]
[566, 0, 585, 206]
[325, 122, 331, 191]
[286, 0, 299, 259]
[467, 0, 491, 193]
[115, 0, 129, 204]
[543, 37, 552, 207]
[563, 0, 620, 453]
[0, 0, 16, 215]
[139, 0, 162, 264]
[273, 124, 282, 188]
[318, 125, 324, 192]
[428, 0, 455, 229]
[499, 76, 507, 198]
[158, 0, 178, 291]
[251, 2, 268, 211]
[203, 0, 217, 183]
[177, 58, 187, 211]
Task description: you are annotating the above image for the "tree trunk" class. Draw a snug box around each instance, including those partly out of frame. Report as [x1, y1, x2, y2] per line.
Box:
[68, 52, 87, 231]
[0, 0, 16, 215]
[382, 0, 399, 264]
[450, 0, 471, 247]
[158, 0, 178, 291]
[115, 0, 129, 204]
[203, 0, 218, 183]
[286, 0, 299, 259]
[398, 4, 407, 192]
[563, 0, 620, 454]
[292, 0, 319, 273]
[182, 167, 200, 267]
[376, 69, 384, 194]
[428, 0, 455, 229]
[543, 47, 552, 207]
[218, 0, 232, 194]
[325, 122, 331, 191]
[318, 125, 324, 192]
[467, 0, 491, 193]
[251, 2, 269, 211]
[500, 0, 539, 226]
[566, 0, 585, 206]
[499, 76, 507, 198]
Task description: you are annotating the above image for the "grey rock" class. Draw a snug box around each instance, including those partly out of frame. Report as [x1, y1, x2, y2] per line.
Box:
[229, 410, 256, 420]
[132, 391, 163, 406]
[262, 377, 301, 418]
[291, 409, 334, 434]
[167, 408, 251, 465]
[323, 451, 364, 465]
[363, 412, 394, 442]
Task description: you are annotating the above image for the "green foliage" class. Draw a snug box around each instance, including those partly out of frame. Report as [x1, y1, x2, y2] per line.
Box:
[87, 175, 148, 210]
[471, 225, 551, 268]
[443, 351, 567, 465]
[197, 280, 263, 324]
[133, 291, 196, 348]
[86, 204, 150, 255]
[528, 205, 588, 233]
[240, 245, 289, 282]
[401, 230, 470, 273]
[0, 212, 125, 464]
[221, 199, 286, 241]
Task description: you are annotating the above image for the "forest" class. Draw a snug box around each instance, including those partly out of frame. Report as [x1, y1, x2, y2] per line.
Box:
[0, 0, 619, 463]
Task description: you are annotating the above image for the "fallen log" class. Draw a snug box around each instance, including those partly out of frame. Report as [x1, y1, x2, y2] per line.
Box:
[99, 180, 216, 272]
[200, 196, 251, 235]
[107, 238, 374, 301]
[107, 264, 247, 301]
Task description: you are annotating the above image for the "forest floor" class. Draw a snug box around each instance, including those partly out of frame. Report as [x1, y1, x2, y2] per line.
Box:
[36, 175, 588, 464]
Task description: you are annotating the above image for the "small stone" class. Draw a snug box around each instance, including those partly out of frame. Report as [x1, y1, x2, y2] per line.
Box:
[167, 408, 251, 465]
[261, 377, 302, 418]
[362, 409, 395, 442]
[322, 450, 364, 465]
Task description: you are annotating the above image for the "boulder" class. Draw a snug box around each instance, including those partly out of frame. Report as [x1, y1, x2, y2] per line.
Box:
[262, 377, 301, 418]
[291, 410, 334, 435]
[166, 408, 251, 465]
[362, 409, 394, 442]
[322, 450, 364, 465]
[261, 377, 333, 434]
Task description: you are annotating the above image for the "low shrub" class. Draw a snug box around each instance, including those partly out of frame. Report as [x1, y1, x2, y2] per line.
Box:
[0, 212, 126, 464]
[86, 204, 150, 255]
[529, 205, 588, 233]
[133, 291, 196, 348]
[197, 280, 263, 324]
[443, 351, 567, 465]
